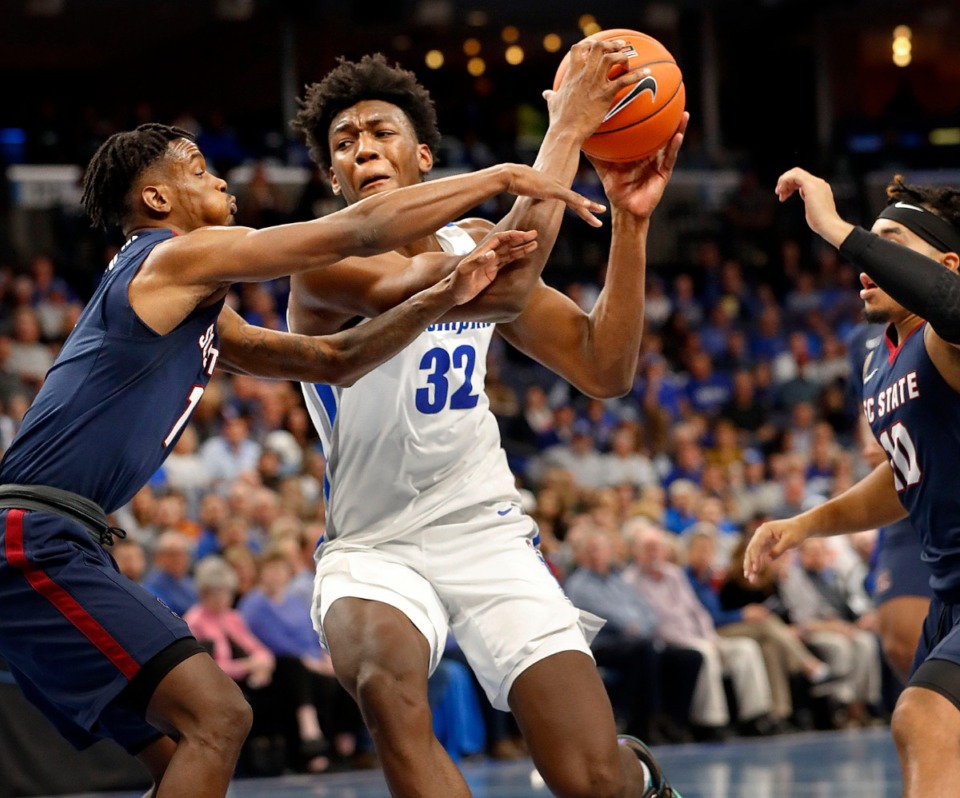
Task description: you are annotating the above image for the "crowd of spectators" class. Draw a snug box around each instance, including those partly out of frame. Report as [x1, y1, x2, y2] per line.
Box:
[0, 113, 907, 774]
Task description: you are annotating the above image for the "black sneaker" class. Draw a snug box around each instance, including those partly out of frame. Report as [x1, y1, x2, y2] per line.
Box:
[617, 735, 683, 798]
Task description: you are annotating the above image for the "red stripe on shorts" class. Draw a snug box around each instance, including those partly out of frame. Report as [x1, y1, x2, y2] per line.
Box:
[4, 508, 141, 680]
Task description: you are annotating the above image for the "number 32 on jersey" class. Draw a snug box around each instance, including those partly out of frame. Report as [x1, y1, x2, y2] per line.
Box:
[416, 345, 480, 414]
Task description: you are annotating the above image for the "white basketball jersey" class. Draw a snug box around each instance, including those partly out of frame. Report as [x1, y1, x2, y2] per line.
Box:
[301, 224, 521, 545]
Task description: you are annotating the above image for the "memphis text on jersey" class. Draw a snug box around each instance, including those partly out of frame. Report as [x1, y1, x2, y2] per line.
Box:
[425, 322, 494, 334]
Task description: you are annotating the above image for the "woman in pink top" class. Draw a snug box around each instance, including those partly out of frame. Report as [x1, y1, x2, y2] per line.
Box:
[184, 557, 274, 686]
[186, 557, 330, 774]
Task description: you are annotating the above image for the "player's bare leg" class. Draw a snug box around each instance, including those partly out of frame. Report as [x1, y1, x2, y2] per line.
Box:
[324, 597, 470, 798]
[893, 686, 960, 797]
[877, 597, 927, 683]
[136, 735, 177, 796]
[144, 654, 251, 797]
[509, 650, 649, 798]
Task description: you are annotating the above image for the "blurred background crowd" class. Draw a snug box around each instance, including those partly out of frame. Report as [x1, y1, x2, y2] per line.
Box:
[2, 0, 960, 780]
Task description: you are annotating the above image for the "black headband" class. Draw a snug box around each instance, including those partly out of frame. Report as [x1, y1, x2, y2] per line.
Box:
[877, 201, 960, 255]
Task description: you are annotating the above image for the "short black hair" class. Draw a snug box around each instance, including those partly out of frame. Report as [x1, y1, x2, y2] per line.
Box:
[291, 53, 440, 174]
[886, 174, 960, 230]
[81, 123, 194, 230]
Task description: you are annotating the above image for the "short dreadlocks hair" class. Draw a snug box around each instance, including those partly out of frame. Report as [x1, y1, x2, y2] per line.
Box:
[885, 174, 960, 230]
[81, 123, 194, 230]
[291, 53, 440, 175]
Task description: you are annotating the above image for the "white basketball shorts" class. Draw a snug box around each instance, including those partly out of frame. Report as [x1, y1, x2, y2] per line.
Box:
[311, 501, 602, 711]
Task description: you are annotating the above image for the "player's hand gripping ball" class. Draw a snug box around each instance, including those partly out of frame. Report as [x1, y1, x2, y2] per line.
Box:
[554, 28, 685, 162]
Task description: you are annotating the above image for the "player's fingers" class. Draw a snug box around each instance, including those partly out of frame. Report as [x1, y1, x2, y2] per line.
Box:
[500, 240, 539, 264]
[554, 188, 606, 224]
[572, 203, 604, 227]
[662, 129, 686, 170]
[490, 229, 538, 248]
[601, 50, 631, 71]
[571, 38, 621, 70]
[775, 174, 801, 200]
[481, 230, 538, 262]
[767, 534, 795, 561]
[592, 38, 626, 54]
[608, 68, 646, 93]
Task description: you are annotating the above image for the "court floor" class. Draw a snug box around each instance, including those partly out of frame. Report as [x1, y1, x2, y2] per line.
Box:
[45, 727, 901, 798]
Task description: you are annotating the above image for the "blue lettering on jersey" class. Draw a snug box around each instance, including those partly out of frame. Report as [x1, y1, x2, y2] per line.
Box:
[424, 321, 493, 334]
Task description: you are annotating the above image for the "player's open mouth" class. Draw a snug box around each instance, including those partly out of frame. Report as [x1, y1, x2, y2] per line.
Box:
[859, 274, 877, 290]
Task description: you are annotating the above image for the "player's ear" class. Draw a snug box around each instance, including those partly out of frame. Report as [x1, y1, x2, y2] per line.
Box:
[328, 168, 342, 197]
[942, 251, 960, 273]
[140, 183, 171, 215]
[418, 144, 434, 176]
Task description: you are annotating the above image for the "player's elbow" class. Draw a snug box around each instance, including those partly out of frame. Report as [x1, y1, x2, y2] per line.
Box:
[576, 373, 634, 400]
[317, 349, 361, 388]
[485, 295, 525, 322]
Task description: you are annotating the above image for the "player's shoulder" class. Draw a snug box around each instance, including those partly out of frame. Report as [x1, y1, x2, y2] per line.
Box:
[145, 224, 253, 271]
[454, 217, 495, 241]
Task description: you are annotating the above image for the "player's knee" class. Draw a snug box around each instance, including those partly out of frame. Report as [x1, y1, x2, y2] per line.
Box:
[550, 758, 625, 798]
[355, 662, 430, 734]
[892, 691, 936, 754]
[191, 680, 252, 754]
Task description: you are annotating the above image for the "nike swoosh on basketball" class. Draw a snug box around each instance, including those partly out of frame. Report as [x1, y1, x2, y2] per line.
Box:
[603, 76, 658, 123]
[864, 368, 879, 383]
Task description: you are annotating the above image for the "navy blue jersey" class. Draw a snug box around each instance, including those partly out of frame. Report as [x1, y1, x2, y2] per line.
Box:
[862, 322, 960, 601]
[846, 321, 885, 398]
[0, 229, 223, 513]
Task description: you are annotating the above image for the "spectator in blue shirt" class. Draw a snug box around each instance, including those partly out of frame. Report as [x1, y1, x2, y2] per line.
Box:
[142, 531, 198, 616]
[240, 546, 362, 771]
[565, 528, 702, 743]
[683, 528, 831, 726]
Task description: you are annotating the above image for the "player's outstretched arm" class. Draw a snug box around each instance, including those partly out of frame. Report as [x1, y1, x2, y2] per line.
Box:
[743, 461, 907, 584]
[160, 164, 603, 287]
[777, 167, 960, 345]
[218, 230, 537, 386]
[497, 113, 688, 398]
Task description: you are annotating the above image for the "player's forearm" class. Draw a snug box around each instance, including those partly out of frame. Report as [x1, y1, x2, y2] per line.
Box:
[504, 210, 649, 399]
[344, 165, 514, 257]
[222, 285, 458, 386]
[476, 130, 583, 311]
[841, 226, 960, 343]
[578, 210, 650, 394]
[796, 462, 907, 537]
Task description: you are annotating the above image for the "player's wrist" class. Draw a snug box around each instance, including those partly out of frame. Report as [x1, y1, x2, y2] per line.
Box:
[423, 276, 462, 311]
[815, 216, 854, 248]
[546, 122, 587, 146]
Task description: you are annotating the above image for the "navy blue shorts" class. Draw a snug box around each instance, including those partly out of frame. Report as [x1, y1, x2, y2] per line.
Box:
[872, 520, 933, 606]
[909, 596, 960, 710]
[0, 508, 194, 752]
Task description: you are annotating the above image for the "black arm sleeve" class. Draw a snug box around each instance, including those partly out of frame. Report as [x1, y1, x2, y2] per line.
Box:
[840, 226, 960, 344]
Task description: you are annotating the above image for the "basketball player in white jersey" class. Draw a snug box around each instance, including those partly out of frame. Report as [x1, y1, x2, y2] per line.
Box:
[289, 42, 688, 798]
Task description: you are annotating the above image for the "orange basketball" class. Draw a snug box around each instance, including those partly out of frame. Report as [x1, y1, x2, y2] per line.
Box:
[553, 28, 685, 162]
